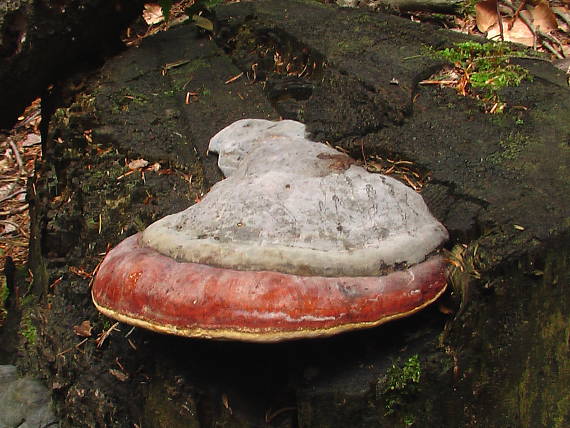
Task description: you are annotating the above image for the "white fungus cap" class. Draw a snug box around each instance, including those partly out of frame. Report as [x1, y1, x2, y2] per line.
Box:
[142, 119, 448, 276]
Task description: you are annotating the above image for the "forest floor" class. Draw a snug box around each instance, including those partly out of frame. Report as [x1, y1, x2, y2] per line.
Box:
[0, 100, 41, 328]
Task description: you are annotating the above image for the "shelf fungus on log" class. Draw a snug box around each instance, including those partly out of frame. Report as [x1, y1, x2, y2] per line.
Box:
[92, 119, 449, 342]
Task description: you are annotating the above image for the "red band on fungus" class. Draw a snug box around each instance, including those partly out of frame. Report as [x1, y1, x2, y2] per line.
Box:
[92, 234, 447, 342]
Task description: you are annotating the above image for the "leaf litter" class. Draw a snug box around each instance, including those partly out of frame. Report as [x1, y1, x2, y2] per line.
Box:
[0, 98, 41, 326]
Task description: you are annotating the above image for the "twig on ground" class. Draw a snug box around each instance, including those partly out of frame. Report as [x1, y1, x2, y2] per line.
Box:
[541, 38, 565, 59]
[0, 220, 28, 237]
[554, 10, 570, 29]
[0, 204, 29, 216]
[96, 322, 119, 348]
[0, 188, 26, 204]
[7, 139, 25, 175]
[56, 337, 89, 357]
[537, 30, 565, 59]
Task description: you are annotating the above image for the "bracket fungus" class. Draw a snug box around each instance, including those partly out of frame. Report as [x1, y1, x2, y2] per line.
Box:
[92, 119, 449, 342]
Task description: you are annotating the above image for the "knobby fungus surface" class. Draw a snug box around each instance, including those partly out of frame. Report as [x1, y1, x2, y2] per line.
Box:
[92, 119, 449, 342]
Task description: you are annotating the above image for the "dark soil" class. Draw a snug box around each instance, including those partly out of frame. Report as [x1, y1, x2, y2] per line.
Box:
[11, 1, 570, 427]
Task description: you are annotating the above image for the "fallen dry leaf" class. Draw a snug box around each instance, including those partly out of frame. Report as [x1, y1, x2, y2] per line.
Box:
[476, 0, 499, 33]
[142, 3, 164, 25]
[22, 133, 41, 147]
[73, 320, 93, 337]
[487, 15, 535, 45]
[530, 1, 558, 32]
[109, 368, 129, 382]
[128, 159, 149, 170]
[222, 393, 232, 414]
[0, 98, 41, 265]
[2, 222, 17, 234]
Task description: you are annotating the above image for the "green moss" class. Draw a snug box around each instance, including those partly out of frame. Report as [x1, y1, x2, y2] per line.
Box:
[20, 313, 37, 346]
[110, 89, 150, 113]
[354, 13, 387, 25]
[335, 37, 375, 54]
[132, 215, 149, 232]
[507, 261, 570, 427]
[460, 244, 570, 426]
[105, 194, 131, 210]
[434, 42, 530, 89]
[384, 355, 421, 393]
[377, 355, 422, 425]
[20, 294, 36, 308]
[74, 94, 96, 112]
[167, 59, 211, 80]
[0, 274, 8, 306]
[459, 0, 478, 16]
[486, 132, 529, 165]
[530, 108, 570, 136]
[85, 217, 98, 231]
[125, 93, 148, 105]
[187, 58, 210, 73]
[295, 0, 330, 7]
[432, 41, 532, 112]
[52, 107, 71, 128]
[0, 274, 8, 326]
[101, 318, 112, 330]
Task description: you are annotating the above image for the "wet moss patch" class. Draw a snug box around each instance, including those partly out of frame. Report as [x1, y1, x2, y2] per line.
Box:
[376, 355, 422, 425]
[486, 132, 529, 166]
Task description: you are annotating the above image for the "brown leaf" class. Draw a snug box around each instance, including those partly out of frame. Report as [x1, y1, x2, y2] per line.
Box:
[221, 393, 232, 414]
[73, 320, 93, 337]
[476, 0, 499, 33]
[128, 159, 149, 170]
[530, 1, 558, 31]
[1, 222, 17, 235]
[22, 133, 41, 147]
[109, 368, 129, 382]
[487, 16, 535, 45]
[142, 3, 164, 25]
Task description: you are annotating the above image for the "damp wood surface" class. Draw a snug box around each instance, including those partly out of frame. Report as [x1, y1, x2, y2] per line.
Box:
[18, 1, 570, 427]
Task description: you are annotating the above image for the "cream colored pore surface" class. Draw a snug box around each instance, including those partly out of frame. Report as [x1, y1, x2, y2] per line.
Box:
[141, 119, 448, 277]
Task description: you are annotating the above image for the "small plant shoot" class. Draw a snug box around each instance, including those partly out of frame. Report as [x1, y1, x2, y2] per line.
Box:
[431, 41, 533, 113]
[376, 354, 422, 425]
